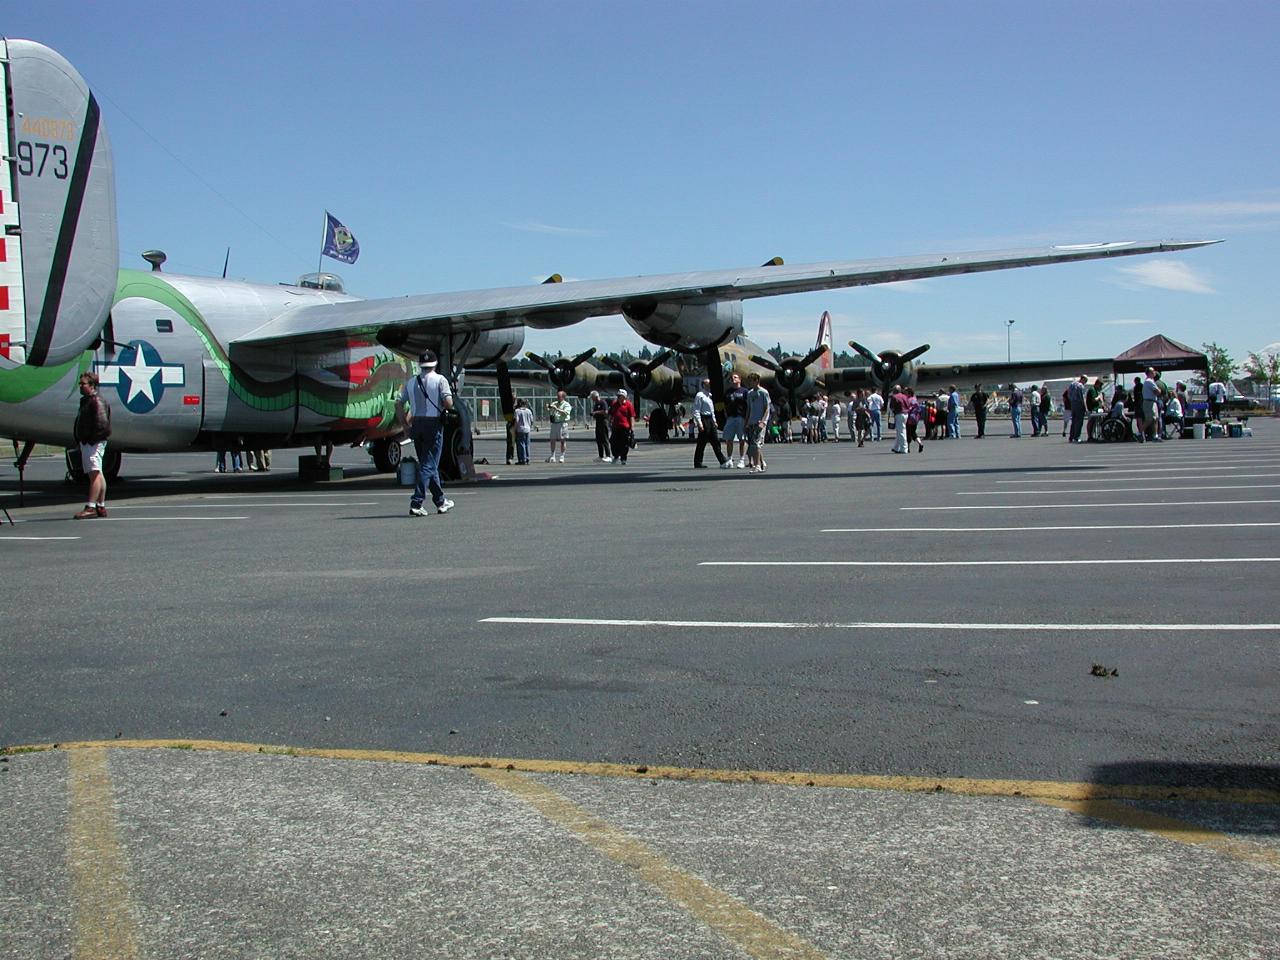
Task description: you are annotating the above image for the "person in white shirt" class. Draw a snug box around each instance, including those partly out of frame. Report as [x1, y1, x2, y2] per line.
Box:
[512, 398, 534, 464]
[866, 391, 884, 441]
[546, 390, 572, 462]
[1208, 380, 1227, 421]
[397, 349, 456, 516]
[691, 378, 730, 468]
[828, 399, 842, 441]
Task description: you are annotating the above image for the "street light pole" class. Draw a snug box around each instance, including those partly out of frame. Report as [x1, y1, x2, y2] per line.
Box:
[1006, 319, 1016, 363]
[1059, 339, 1067, 360]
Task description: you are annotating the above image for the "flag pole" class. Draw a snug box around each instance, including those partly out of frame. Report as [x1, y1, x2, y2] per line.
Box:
[317, 211, 327, 279]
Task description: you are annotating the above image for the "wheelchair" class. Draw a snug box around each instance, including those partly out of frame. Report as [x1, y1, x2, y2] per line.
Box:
[1098, 414, 1133, 443]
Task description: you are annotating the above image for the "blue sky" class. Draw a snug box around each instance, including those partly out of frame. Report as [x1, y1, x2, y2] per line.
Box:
[8, 1, 1277, 366]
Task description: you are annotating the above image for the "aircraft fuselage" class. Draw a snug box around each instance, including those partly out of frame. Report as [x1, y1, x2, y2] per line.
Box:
[0, 269, 412, 452]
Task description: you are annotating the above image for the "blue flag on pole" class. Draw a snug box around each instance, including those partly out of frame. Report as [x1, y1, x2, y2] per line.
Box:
[321, 211, 360, 264]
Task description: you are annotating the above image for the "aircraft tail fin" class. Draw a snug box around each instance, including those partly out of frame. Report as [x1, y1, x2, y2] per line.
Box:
[815, 311, 834, 370]
[1, 39, 117, 366]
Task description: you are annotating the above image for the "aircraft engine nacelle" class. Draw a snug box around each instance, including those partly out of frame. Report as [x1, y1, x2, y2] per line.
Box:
[621, 299, 742, 353]
[772, 359, 818, 397]
[380, 325, 525, 368]
[460, 327, 525, 368]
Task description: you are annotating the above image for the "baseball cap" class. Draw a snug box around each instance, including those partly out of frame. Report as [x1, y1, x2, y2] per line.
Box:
[618, 389, 628, 397]
[418, 350, 438, 368]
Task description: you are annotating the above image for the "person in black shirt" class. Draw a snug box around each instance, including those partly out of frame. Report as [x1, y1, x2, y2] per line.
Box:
[723, 373, 750, 467]
[969, 385, 989, 438]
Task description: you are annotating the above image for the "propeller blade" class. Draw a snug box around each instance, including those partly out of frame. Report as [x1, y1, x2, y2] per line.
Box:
[800, 344, 830, 368]
[569, 347, 597, 366]
[900, 343, 931, 364]
[524, 351, 555, 373]
[599, 356, 627, 374]
[748, 354, 783, 373]
[645, 350, 674, 371]
[848, 340, 880, 366]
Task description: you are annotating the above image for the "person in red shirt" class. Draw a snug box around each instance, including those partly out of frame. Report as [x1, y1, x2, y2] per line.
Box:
[609, 389, 637, 465]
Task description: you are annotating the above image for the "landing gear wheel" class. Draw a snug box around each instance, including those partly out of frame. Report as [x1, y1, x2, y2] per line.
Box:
[371, 437, 404, 473]
[102, 447, 122, 481]
[648, 406, 670, 443]
[64, 447, 86, 484]
[66, 446, 122, 482]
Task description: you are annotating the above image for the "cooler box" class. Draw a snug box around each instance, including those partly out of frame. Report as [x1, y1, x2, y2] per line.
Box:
[1209, 423, 1226, 438]
[1228, 423, 1244, 438]
[1192, 423, 1206, 439]
[398, 459, 418, 486]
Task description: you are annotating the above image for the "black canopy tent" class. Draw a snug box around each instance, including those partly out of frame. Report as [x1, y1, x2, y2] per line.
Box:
[1113, 334, 1208, 378]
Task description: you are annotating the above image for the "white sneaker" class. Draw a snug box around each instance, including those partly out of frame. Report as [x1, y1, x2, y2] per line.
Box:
[436, 499, 455, 514]
[408, 505, 429, 517]
[602, 455, 612, 463]
[720, 461, 732, 469]
[545, 455, 556, 463]
[736, 458, 746, 469]
[556, 455, 565, 463]
[760, 460, 767, 473]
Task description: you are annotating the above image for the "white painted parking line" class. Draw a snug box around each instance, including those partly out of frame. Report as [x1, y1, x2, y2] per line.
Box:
[904, 499, 1280, 511]
[107, 502, 378, 509]
[959, 483, 1280, 495]
[999, 473, 1279, 483]
[701, 558, 1279, 568]
[482, 616, 1280, 632]
[201, 491, 477, 499]
[822, 522, 1280, 533]
[101, 516, 249, 521]
[0, 536, 81, 541]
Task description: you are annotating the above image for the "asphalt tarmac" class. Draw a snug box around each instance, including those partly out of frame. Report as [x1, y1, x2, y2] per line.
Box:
[3, 419, 1278, 958]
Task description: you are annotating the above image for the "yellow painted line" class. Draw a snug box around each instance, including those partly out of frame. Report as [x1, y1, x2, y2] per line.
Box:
[16, 739, 1280, 806]
[67, 748, 140, 960]
[473, 767, 826, 960]
[1036, 797, 1280, 871]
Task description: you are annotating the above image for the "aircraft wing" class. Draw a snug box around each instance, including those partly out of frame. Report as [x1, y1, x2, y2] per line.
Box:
[232, 240, 1217, 351]
[913, 358, 1117, 388]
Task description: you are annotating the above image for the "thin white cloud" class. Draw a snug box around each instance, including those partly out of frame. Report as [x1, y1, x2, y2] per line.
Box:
[1113, 260, 1215, 294]
[1130, 200, 1280, 218]
[503, 219, 602, 237]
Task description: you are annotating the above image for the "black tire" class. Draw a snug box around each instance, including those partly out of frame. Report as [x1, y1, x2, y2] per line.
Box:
[64, 447, 86, 484]
[648, 407, 670, 442]
[1100, 419, 1126, 444]
[66, 446, 122, 482]
[371, 437, 404, 473]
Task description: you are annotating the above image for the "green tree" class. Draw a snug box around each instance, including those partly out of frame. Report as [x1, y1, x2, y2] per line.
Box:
[1243, 350, 1280, 408]
[1191, 341, 1236, 392]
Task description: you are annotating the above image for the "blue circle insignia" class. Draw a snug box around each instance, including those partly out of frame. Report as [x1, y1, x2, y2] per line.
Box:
[107, 340, 180, 414]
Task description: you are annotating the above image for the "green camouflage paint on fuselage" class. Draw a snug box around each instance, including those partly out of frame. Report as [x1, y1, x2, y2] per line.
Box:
[114, 270, 407, 426]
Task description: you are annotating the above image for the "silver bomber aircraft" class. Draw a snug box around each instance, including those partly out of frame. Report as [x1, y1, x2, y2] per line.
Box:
[0, 39, 1218, 480]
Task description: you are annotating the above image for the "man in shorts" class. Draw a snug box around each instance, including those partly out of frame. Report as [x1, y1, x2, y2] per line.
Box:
[744, 372, 772, 473]
[546, 389, 572, 463]
[73, 371, 112, 518]
[722, 372, 749, 467]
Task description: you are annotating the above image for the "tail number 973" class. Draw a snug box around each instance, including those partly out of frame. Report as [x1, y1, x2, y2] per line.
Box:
[15, 141, 70, 179]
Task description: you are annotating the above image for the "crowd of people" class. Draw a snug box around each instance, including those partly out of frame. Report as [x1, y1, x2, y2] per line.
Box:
[498, 368, 1224, 477]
